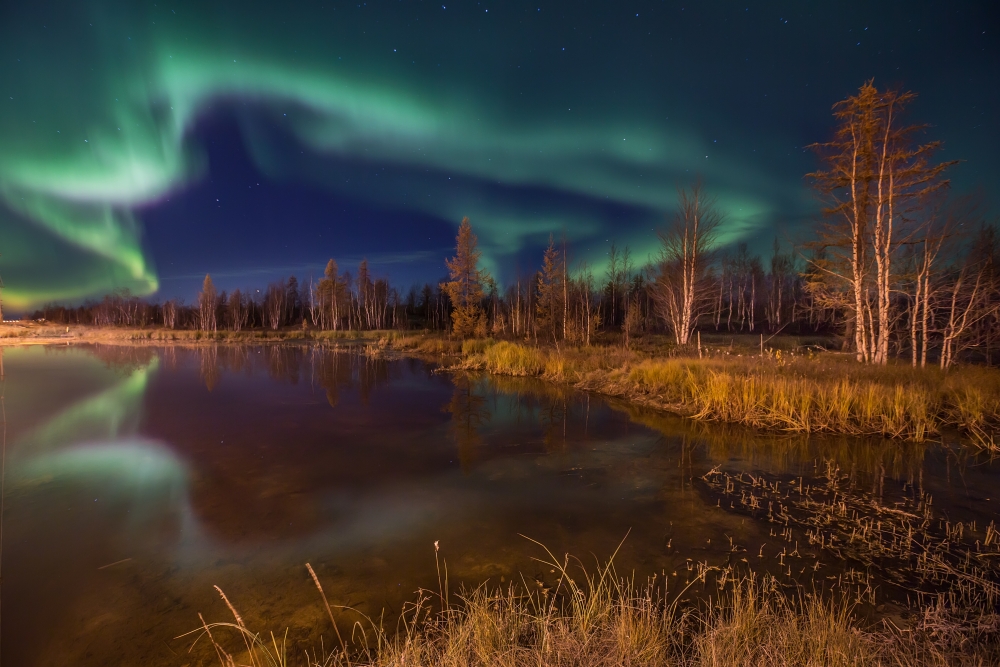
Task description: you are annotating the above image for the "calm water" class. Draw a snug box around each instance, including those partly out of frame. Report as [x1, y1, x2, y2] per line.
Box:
[2, 344, 998, 666]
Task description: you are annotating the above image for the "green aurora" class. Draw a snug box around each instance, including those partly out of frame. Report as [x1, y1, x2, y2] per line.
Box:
[1, 2, 993, 308]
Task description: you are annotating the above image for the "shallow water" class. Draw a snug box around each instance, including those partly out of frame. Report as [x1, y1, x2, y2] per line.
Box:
[1, 344, 998, 666]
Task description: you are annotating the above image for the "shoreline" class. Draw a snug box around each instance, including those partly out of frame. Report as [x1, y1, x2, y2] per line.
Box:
[5, 325, 999, 447]
[389, 335, 1000, 447]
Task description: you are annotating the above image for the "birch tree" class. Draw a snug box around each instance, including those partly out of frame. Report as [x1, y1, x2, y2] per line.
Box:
[808, 80, 954, 363]
[198, 274, 218, 331]
[652, 184, 722, 345]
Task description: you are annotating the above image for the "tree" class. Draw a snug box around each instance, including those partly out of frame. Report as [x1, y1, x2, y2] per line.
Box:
[264, 281, 286, 330]
[163, 299, 178, 329]
[767, 238, 794, 331]
[808, 80, 955, 364]
[286, 276, 301, 325]
[652, 184, 722, 345]
[577, 261, 599, 346]
[227, 289, 249, 331]
[535, 236, 564, 343]
[604, 243, 622, 328]
[442, 217, 487, 338]
[198, 274, 218, 331]
[316, 259, 344, 330]
[357, 259, 374, 329]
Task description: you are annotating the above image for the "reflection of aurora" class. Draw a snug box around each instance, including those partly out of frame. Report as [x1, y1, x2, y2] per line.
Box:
[10, 356, 196, 529]
[0, 2, 795, 308]
[16, 357, 155, 455]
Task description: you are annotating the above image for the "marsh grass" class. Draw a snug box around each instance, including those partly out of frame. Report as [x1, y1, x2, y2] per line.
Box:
[187, 540, 1000, 667]
[391, 333, 464, 356]
[450, 340, 1000, 443]
[700, 461, 1000, 612]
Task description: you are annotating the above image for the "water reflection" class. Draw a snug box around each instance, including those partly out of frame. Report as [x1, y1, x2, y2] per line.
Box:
[445, 375, 490, 469]
[1, 344, 998, 667]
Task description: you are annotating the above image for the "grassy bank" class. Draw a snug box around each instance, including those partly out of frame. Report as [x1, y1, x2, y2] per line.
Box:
[192, 549, 998, 667]
[391, 336, 1000, 444]
[8, 324, 998, 444]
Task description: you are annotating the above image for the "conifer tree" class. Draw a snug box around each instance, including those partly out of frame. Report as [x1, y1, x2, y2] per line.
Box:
[443, 217, 486, 338]
[535, 236, 563, 342]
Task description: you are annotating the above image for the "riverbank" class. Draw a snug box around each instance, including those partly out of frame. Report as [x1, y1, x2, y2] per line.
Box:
[0, 322, 377, 345]
[6, 324, 998, 446]
[390, 335, 1000, 447]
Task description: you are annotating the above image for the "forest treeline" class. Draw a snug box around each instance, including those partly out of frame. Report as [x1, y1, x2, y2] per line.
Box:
[31, 81, 1000, 368]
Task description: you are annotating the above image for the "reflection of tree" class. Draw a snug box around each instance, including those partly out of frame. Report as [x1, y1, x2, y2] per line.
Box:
[87, 344, 158, 377]
[315, 349, 353, 408]
[480, 373, 570, 452]
[444, 375, 491, 470]
[197, 345, 261, 390]
[539, 394, 568, 453]
[357, 355, 391, 405]
[613, 399, 928, 488]
[310, 349, 393, 408]
[199, 345, 220, 391]
[266, 346, 301, 384]
[217, 345, 252, 375]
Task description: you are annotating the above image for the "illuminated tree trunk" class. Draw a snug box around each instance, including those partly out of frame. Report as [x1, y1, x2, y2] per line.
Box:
[808, 81, 953, 363]
[198, 274, 218, 331]
[653, 184, 721, 345]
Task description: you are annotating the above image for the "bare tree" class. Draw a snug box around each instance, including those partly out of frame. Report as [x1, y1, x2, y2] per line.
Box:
[198, 274, 218, 331]
[307, 275, 319, 327]
[264, 281, 286, 331]
[808, 80, 954, 363]
[653, 184, 723, 345]
[939, 255, 990, 369]
[163, 299, 178, 329]
[227, 289, 249, 331]
[316, 259, 345, 330]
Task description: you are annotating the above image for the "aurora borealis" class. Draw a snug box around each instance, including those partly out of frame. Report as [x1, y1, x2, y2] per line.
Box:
[1, 1, 996, 309]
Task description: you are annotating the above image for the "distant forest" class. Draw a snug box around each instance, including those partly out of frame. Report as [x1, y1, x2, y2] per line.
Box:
[29, 82, 1000, 368]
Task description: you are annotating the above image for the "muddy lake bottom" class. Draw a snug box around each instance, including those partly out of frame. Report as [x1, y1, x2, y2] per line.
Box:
[2, 343, 998, 666]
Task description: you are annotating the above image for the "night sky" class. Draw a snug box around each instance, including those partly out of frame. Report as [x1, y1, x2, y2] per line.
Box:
[0, 1, 996, 309]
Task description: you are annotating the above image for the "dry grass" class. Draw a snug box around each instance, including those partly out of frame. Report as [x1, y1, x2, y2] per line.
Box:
[449, 340, 1000, 443]
[479, 340, 547, 376]
[0, 323, 401, 346]
[187, 543, 999, 667]
[391, 333, 463, 356]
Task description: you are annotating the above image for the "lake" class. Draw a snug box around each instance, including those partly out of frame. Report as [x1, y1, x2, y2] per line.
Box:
[2, 344, 998, 666]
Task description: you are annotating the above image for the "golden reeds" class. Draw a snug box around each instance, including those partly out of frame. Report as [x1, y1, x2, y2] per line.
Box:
[189, 546, 1000, 667]
[450, 340, 1000, 443]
